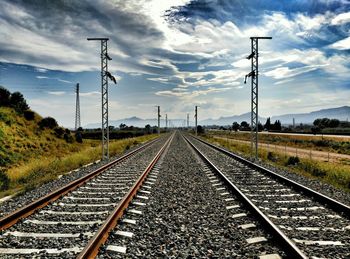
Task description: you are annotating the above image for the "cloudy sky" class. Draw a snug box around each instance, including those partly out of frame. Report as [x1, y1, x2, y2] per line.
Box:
[0, 0, 349, 127]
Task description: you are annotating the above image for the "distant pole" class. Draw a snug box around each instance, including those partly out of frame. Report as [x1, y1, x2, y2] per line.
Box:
[245, 36, 272, 160]
[75, 83, 81, 130]
[165, 114, 168, 131]
[187, 113, 189, 128]
[157, 106, 160, 134]
[87, 37, 115, 160]
[195, 106, 198, 136]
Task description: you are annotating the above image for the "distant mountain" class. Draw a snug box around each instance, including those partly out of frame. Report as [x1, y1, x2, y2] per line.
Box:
[271, 106, 350, 125]
[199, 112, 265, 126]
[84, 106, 350, 128]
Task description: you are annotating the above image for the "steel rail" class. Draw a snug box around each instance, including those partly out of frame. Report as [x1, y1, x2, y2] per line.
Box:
[78, 133, 174, 258]
[0, 137, 160, 231]
[191, 135, 350, 217]
[184, 135, 307, 258]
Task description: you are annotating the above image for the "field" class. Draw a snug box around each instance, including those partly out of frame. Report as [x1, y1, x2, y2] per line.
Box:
[202, 132, 350, 192]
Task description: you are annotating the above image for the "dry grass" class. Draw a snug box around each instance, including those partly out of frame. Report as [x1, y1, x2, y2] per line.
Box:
[208, 130, 350, 155]
[1, 134, 158, 198]
[202, 134, 350, 192]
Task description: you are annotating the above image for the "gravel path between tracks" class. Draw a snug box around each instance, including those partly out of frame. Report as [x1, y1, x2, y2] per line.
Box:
[202, 137, 350, 206]
[101, 132, 285, 258]
[0, 138, 161, 218]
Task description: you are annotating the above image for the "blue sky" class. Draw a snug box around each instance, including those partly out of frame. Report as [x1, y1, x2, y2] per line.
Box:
[0, 0, 349, 127]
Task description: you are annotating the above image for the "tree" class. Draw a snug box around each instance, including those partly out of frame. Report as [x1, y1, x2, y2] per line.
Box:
[145, 124, 151, 134]
[240, 121, 250, 131]
[271, 120, 281, 131]
[197, 125, 205, 134]
[0, 86, 11, 106]
[329, 119, 340, 128]
[232, 122, 240, 131]
[264, 117, 271, 131]
[258, 122, 263, 131]
[119, 123, 127, 130]
[9, 92, 29, 113]
[311, 126, 320, 135]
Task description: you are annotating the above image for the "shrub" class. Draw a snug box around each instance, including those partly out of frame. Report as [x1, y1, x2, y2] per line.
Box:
[10, 92, 29, 113]
[311, 168, 326, 177]
[75, 131, 83, 143]
[286, 156, 300, 166]
[267, 152, 277, 162]
[23, 110, 35, 120]
[38, 117, 58, 129]
[64, 133, 74, 143]
[0, 171, 9, 191]
[54, 127, 65, 138]
[0, 86, 11, 106]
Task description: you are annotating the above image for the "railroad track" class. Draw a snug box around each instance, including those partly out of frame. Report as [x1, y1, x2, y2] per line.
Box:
[97, 131, 287, 258]
[185, 134, 350, 258]
[0, 134, 173, 258]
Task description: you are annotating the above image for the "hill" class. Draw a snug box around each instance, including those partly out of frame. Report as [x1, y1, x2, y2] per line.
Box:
[0, 86, 157, 197]
[200, 112, 265, 126]
[271, 106, 350, 125]
[86, 106, 350, 128]
[0, 106, 80, 170]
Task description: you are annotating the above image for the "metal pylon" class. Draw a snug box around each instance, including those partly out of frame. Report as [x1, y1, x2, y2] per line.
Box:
[75, 83, 81, 130]
[251, 38, 258, 160]
[101, 39, 109, 160]
[249, 36, 272, 160]
[87, 37, 110, 160]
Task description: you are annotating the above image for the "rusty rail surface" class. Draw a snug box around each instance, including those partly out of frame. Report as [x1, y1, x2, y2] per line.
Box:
[78, 133, 174, 258]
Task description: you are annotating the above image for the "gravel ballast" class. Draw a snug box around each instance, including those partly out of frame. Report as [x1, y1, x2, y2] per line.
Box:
[100, 132, 285, 258]
[191, 135, 350, 258]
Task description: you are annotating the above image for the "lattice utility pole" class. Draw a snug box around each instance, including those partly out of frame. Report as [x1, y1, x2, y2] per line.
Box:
[156, 106, 160, 134]
[87, 37, 117, 160]
[75, 83, 81, 130]
[195, 106, 198, 136]
[165, 114, 168, 131]
[244, 36, 272, 160]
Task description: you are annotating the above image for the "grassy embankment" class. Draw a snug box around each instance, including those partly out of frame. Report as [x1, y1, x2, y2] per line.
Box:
[201, 133, 350, 192]
[0, 107, 158, 198]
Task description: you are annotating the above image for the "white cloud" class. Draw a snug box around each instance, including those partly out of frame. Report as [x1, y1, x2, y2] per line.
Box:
[47, 91, 66, 96]
[329, 37, 350, 50]
[80, 91, 100, 97]
[331, 12, 350, 25]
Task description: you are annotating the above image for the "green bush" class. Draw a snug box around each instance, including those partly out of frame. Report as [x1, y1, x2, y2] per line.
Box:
[286, 156, 300, 166]
[267, 152, 277, 162]
[10, 92, 29, 113]
[24, 110, 35, 120]
[64, 133, 74, 143]
[54, 127, 65, 138]
[0, 87, 11, 106]
[75, 132, 83, 143]
[38, 117, 58, 129]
